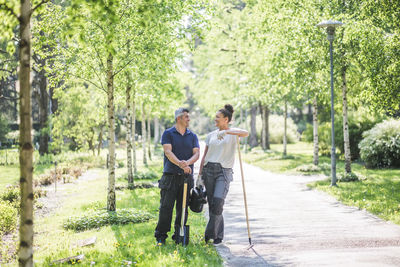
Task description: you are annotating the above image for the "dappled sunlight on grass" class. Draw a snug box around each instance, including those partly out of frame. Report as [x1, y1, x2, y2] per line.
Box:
[25, 151, 222, 266]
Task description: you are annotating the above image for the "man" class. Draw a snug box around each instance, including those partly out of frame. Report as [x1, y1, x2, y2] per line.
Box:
[154, 107, 200, 245]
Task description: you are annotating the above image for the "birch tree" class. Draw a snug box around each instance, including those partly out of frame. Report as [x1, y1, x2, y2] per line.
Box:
[0, 0, 50, 265]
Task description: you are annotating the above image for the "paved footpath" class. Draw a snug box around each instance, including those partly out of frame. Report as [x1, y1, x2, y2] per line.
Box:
[209, 161, 400, 267]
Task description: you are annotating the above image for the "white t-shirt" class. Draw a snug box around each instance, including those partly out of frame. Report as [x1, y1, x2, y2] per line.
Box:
[204, 129, 237, 168]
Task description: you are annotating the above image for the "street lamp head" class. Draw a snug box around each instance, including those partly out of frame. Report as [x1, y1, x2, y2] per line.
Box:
[317, 20, 343, 41]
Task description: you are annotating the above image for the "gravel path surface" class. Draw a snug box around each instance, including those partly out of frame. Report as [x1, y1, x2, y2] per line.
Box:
[204, 161, 400, 266]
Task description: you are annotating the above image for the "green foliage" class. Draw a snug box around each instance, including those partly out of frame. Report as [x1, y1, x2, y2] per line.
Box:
[0, 185, 19, 203]
[63, 208, 154, 231]
[0, 200, 17, 234]
[267, 114, 299, 144]
[338, 172, 363, 182]
[0, 149, 19, 165]
[303, 110, 384, 159]
[296, 163, 330, 173]
[134, 170, 159, 180]
[0, 116, 10, 143]
[359, 119, 400, 168]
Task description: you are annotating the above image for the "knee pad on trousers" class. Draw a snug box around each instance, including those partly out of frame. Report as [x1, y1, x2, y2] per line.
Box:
[211, 197, 224, 215]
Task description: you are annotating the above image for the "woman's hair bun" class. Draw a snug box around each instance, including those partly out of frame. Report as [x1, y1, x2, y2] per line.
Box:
[224, 104, 234, 114]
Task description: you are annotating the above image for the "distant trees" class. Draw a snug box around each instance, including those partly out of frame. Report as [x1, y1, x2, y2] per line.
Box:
[190, 0, 400, 171]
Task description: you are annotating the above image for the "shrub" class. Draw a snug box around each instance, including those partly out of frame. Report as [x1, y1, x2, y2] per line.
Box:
[34, 187, 47, 199]
[115, 182, 155, 190]
[117, 160, 125, 168]
[0, 115, 10, 143]
[63, 208, 154, 231]
[0, 185, 47, 208]
[34, 173, 55, 186]
[296, 164, 321, 173]
[36, 153, 55, 165]
[0, 186, 19, 203]
[118, 170, 159, 181]
[0, 200, 18, 234]
[338, 172, 362, 182]
[359, 119, 400, 168]
[303, 111, 383, 159]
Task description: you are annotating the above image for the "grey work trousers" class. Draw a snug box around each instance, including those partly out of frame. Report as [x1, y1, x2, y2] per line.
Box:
[203, 162, 233, 240]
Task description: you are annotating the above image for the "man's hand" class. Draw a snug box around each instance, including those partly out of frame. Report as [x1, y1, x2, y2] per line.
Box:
[217, 130, 227, 140]
[183, 166, 192, 174]
[178, 160, 189, 169]
[196, 174, 205, 188]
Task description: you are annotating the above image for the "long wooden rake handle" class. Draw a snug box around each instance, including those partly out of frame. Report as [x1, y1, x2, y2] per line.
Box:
[236, 136, 252, 246]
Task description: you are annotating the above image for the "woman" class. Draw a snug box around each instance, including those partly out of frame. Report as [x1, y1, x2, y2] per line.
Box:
[198, 104, 249, 245]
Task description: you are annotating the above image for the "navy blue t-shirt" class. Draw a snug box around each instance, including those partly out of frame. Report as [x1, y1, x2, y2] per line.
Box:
[161, 126, 199, 174]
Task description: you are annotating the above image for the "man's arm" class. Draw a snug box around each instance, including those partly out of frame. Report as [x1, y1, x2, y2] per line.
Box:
[163, 144, 183, 167]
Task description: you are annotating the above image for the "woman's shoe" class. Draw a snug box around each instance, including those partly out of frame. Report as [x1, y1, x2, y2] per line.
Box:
[213, 238, 223, 245]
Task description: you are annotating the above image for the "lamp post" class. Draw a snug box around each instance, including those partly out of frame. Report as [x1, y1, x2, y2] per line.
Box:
[317, 20, 343, 186]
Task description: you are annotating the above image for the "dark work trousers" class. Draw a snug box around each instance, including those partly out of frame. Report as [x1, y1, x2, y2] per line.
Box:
[154, 173, 193, 241]
[203, 162, 233, 241]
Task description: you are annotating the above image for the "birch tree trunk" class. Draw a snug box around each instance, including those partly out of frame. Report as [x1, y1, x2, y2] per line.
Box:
[342, 67, 352, 173]
[154, 116, 160, 150]
[141, 102, 147, 166]
[147, 115, 152, 161]
[283, 101, 287, 156]
[126, 80, 134, 189]
[154, 117, 159, 150]
[97, 125, 103, 156]
[249, 105, 258, 148]
[106, 52, 116, 211]
[259, 103, 270, 150]
[38, 64, 49, 156]
[313, 97, 319, 166]
[132, 96, 137, 174]
[18, 1, 34, 265]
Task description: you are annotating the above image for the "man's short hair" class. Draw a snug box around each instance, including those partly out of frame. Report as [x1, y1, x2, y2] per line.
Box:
[175, 107, 189, 121]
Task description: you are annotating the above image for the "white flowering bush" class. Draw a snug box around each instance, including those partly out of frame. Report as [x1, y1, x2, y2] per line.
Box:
[359, 119, 400, 168]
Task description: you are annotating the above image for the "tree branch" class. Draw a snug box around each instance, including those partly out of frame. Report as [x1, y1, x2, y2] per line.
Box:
[68, 72, 106, 93]
[113, 37, 176, 78]
[93, 45, 106, 72]
[31, 0, 50, 15]
[87, 63, 106, 92]
[88, 19, 105, 34]
[0, 68, 15, 74]
[220, 48, 237, 52]
[0, 3, 19, 20]
[0, 95, 18, 100]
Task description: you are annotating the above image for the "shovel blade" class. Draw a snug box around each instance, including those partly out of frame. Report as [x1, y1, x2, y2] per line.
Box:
[176, 225, 190, 246]
[183, 225, 189, 246]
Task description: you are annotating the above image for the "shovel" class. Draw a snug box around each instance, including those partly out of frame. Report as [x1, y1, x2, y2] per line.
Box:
[177, 178, 189, 246]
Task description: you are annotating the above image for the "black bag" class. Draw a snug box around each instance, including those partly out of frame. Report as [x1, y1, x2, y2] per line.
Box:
[189, 185, 207, 213]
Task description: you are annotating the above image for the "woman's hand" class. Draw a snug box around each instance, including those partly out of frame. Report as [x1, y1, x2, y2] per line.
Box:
[217, 130, 227, 140]
[196, 174, 205, 187]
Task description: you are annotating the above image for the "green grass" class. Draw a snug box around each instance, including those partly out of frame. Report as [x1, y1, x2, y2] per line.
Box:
[0, 164, 54, 193]
[242, 142, 317, 174]
[3, 150, 222, 266]
[0, 165, 20, 190]
[242, 142, 400, 225]
[0, 148, 105, 192]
